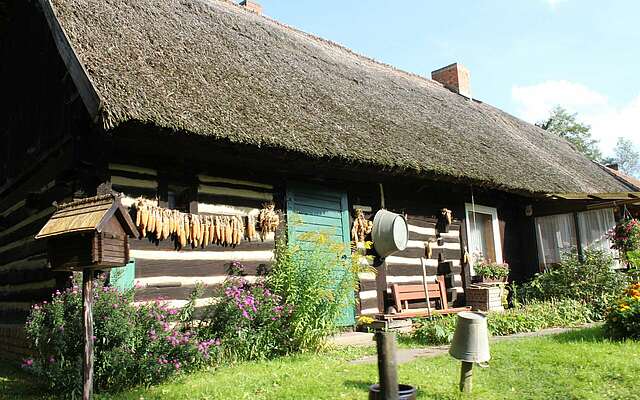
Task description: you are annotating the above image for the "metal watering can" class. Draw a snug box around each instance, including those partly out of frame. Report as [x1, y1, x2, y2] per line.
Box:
[449, 312, 490, 392]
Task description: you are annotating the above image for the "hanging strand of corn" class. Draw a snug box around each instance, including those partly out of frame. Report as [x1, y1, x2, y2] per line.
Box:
[131, 198, 264, 251]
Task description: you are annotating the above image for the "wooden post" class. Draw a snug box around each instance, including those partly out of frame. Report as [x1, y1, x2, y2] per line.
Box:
[83, 269, 94, 400]
[374, 257, 387, 314]
[375, 331, 399, 400]
[459, 361, 473, 393]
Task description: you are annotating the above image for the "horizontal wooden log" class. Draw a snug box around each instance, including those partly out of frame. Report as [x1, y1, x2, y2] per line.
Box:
[358, 279, 378, 292]
[130, 236, 274, 252]
[0, 255, 47, 273]
[136, 258, 269, 278]
[0, 238, 47, 265]
[134, 285, 220, 302]
[0, 266, 53, 285]
[198, 185, 273, 202]
[0, 206, 55, 248]
[386, 264, 438, 277]
[130, 249, 274, 262]
[386, 256, 439, 267]
[394, 247, 460, 260]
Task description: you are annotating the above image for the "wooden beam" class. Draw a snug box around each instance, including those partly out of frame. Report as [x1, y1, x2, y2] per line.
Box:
[82, 269, 94, 400]
[38, 0, 101, 122]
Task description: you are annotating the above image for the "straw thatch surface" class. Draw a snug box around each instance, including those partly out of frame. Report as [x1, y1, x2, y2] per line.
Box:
[35, 195, 136, 239]
[48, 0, 630, 194]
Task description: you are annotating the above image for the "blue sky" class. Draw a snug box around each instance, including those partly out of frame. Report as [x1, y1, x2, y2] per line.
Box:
[257, 0, 640, 157]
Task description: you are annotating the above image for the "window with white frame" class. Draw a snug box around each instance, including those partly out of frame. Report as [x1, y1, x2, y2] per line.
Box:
[464, 204, 503, 267]
[535, 208, 617, 270]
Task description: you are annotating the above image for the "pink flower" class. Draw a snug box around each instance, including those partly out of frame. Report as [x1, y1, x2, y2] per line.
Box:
[21, 358, 33, 368]
[48, 356, 55, 364]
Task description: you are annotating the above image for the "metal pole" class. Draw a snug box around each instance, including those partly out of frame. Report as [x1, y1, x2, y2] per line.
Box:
[459, 361, 473, 393]
[83, 269, 94, 400]
[375, 331, 399, 400]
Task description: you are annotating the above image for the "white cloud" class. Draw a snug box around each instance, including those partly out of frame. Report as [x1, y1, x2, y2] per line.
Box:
[511, 80, 640, 157]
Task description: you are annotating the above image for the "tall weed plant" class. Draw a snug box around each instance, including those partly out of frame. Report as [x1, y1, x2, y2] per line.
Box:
[266, 232, 362, 352]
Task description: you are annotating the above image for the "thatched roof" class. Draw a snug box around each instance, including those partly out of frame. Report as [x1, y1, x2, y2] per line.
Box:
[603, 166, 640, 191]
[44, 0, 631, 195]
[35, 195, 137, 239]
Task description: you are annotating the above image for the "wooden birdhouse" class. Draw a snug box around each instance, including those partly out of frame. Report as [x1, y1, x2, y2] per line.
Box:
[35, 194, 138, 271]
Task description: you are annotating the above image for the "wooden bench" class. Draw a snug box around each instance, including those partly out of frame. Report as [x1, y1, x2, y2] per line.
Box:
[381, 275, 470, 320]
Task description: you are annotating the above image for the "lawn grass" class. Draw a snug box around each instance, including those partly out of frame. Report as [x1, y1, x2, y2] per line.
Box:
[2, 327, 639, 399]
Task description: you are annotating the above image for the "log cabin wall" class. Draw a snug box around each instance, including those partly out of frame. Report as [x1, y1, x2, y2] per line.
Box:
[348, 180, 537, 314]
[109, 165, 279, 312]
[0, 0, 95, 359]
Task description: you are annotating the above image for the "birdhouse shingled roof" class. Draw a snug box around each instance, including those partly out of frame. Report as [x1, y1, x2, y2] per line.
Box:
[35, 194, 137, 239]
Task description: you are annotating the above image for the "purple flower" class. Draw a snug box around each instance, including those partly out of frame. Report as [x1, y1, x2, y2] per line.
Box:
[21, 358, 33, 368]
[48, 356, 55, 364]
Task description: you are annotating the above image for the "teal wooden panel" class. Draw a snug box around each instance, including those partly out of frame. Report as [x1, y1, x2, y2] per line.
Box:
[110, 259, 135, 292]
[289, 204, 343, 219]
[287, 184, 355, 327]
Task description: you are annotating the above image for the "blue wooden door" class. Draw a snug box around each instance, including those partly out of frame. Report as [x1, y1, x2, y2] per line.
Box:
[286, 184, 355, 326]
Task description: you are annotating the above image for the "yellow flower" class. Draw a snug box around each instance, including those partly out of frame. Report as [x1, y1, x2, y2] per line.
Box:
[357, 315, 375, 325]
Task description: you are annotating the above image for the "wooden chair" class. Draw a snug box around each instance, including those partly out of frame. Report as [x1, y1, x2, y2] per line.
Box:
[381, 275, 470, 320]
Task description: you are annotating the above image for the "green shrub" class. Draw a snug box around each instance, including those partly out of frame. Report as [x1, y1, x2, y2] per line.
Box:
[487, 299, 589, 336]
[408, 299, 589, 346]
[23, 275, 213, 397]
[521, 249, 629, 320]
[605, 282, 640, 340]
[409, 315, 457, 345]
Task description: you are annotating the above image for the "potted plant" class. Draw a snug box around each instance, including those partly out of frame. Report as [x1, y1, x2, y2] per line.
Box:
[473, 261, 509, 283]
[608, 218, 640, 267]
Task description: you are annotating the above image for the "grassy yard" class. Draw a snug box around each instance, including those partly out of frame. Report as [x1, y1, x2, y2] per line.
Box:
[2, 327, 639, 400]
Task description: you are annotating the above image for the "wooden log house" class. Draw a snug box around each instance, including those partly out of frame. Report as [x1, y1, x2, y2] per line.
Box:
[1, 0, 638, 359]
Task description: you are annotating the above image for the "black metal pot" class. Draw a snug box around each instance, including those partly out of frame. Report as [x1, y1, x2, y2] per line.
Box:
[368, 384, 417, 400]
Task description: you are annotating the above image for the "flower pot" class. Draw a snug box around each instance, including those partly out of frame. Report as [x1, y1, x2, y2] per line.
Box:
[369, 384, 417, 400]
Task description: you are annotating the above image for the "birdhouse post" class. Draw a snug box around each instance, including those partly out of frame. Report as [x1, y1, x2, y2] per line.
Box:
[35, 194, 137, 400]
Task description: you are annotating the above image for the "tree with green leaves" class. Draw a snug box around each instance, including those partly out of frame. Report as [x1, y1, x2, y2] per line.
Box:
[610, 137, 640, 177]
[536, 106, 602, 161]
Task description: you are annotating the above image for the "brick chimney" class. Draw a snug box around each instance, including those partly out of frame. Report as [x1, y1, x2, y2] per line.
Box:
[239, 0, 262, 15]
[431, 63, 471, 98]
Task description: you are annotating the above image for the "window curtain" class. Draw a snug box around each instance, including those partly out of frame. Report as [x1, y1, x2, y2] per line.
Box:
[467, 211, 498, 266]
[577, 208, 618, 265]
[535, 213, 577, 269]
